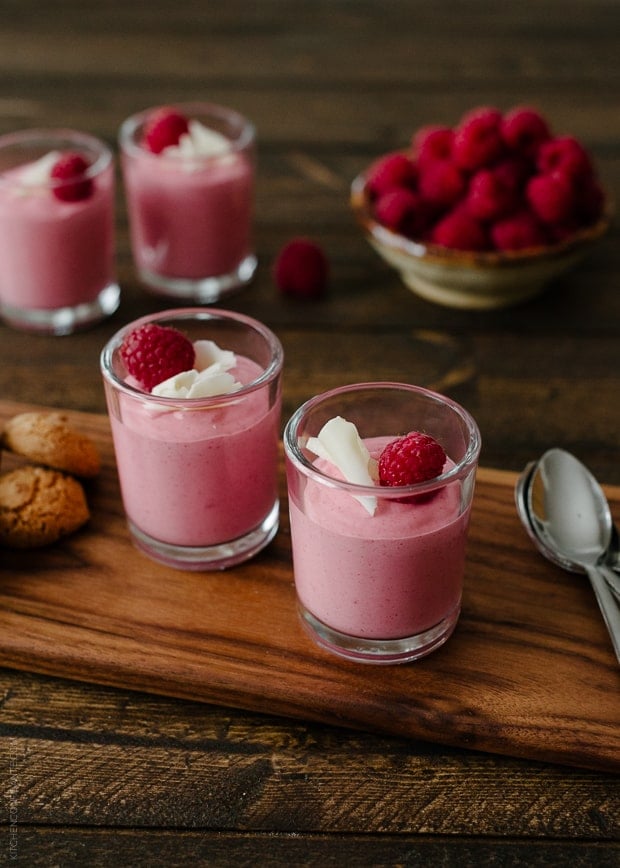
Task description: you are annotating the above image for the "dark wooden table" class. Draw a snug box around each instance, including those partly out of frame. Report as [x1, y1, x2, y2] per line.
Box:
[1, 1, 619, 865]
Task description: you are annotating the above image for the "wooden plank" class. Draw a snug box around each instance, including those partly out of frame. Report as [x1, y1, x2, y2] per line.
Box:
[0, 400, 618, 772]
[7, 828, 620, 868]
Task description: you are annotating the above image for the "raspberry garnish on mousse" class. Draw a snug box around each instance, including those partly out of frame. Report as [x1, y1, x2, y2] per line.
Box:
[119, 322, 244, 398]
[378, 431, 447, 488]
[142, 108, 190, 154]
[120, 323, 196, 392]
[50, 152, 94, 202]
[306, 416, 448, 512]
[139, 106, 232, 159]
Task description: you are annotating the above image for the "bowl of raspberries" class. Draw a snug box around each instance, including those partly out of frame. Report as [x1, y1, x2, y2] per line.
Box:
[351, 105, 612, 309]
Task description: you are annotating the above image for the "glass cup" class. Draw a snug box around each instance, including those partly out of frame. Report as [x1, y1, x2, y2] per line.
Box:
[284, 382, 481, 663]
[101, 308, 283, 570]
[119, 102, 257, 303]
[0, 128, 119, 335]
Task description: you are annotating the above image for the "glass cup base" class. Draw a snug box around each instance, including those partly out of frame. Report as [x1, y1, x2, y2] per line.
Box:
[0, 282, 120, 335]
[297, 600, 461, 664]
[137, 254, 257, 303]
[127, 498, 279, 571]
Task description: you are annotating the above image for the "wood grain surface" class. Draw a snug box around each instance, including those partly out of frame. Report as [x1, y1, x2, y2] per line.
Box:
[1, 1, 619, 863]
[1, 400, 618, 773]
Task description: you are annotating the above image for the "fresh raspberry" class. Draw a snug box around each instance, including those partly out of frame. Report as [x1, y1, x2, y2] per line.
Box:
[430, 205, 489, 251]
[492, 157, 531, 194]
[417, 159, 466, 209]
[120, 323, 195, 391]
[452, 107, 505, 171]
[413, 125, 454, 168]
[536, 136, 592, 179]
[490, 210, 548, 251]
[374, 188, 419, 231]
[365, 152, 417, 199]
[378, 432, 447, 495]
[142, 107, 190, 154]
[526, 171, 577, 224]
[273, 237, 329, 299]
[465, 167, 520, 222]
[501, 107, 551, 159]
[374, 189, 434, 239]
[50, 152, 93, 202]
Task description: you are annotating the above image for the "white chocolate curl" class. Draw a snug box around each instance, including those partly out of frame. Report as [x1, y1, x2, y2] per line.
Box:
[162, 120, 231, 159]
[151, 339, 242, 399]
[307, 416, 378, 515]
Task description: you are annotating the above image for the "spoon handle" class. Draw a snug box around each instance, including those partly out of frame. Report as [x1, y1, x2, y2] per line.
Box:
[586, 566, 620, 664]
[599, 564, 620, 602]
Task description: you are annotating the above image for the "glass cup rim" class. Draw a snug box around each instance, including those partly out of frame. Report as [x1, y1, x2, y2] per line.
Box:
[0, 128, 113, 189]
[118, 101, 256, 162]
[100, 306, 283, 405]
[284, 381, 481, 499]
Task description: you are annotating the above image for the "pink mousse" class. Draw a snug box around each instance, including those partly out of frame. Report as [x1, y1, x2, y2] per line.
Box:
[288, 437, 470, 639]
[0, 158, 115, 310]
[110, 356, 280, 548]
[122, 148, 253, 280]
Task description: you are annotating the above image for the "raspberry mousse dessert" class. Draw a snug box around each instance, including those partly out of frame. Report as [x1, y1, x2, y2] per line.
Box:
[101, 309, 283, 570]
[119, 103, 257, 302]
[0, 129, 119, 334]
[284, 383, 480, 663]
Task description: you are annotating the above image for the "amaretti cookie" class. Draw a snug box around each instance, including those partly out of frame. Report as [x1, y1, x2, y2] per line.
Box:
[1, 411, 101, 478]
[0, 465, 90, 549]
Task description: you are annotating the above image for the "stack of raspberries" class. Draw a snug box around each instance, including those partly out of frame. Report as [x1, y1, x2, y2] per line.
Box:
[364, 105, 606, 252]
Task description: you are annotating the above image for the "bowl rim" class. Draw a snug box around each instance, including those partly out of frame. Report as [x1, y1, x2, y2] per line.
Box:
[350, 171, 613, 269]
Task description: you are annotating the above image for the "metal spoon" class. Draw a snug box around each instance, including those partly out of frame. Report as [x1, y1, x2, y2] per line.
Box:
[516, 460, 620, 601]
[515, 449, 620, 664]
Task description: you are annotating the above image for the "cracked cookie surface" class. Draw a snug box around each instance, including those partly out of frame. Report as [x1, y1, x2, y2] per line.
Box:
[2, 412, 101, 478]
[0, 465, 90, 548]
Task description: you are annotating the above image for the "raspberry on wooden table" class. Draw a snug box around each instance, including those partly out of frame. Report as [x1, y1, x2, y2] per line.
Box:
[273, 238, 329, 299]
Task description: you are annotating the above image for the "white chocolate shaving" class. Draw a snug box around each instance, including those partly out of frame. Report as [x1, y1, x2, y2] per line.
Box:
[193, 339, 236, 372]
[151, 339, 242, 398]
[307, 416, 377, 515]
[162, 120, 232, 160]
[14, 151, 61, 192]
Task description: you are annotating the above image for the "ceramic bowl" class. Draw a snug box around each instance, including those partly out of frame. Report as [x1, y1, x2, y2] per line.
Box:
[351, 173, 612, 310]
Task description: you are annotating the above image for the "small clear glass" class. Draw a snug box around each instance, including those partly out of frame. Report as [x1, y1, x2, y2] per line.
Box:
[0, 128, 119, 335]
[101, 308, 283, 570]
[119, 102, 257, 303]
[284, 382, 481, 663]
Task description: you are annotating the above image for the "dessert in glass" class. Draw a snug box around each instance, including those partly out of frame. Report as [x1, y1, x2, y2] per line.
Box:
[101, 308, 283, 570]
[119, 102, 257, 302]
[0, 128, 119, 334]
[284, 382, 481, 663]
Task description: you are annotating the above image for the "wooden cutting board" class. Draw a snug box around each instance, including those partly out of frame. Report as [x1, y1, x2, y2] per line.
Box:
[0, 399, 618, 772]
